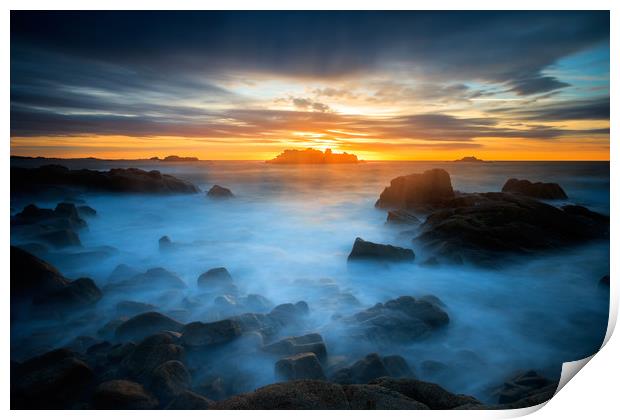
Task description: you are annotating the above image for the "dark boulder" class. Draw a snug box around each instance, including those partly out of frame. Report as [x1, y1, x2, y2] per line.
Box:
[494, 370, 555, 404]
[180, 319, 242, 347]
[159, 235, 174, 251]
[347, 237, 415, 262]
[37, 229, 82, 248]
[116, 300, 157, 316]
[275, 352, 326, 381]
[149, 360, 192, 402]
[331, 353, 389, 384]
[502, 178, 568, 199]
[115, 312, 184, 341]
[375, 169, 454, 210]
[382, 355, 415, 378]
[370, 377, 481, 409]
[107, 263, 140, 284]
[11, 246, 68, 301]
[106, 267, 187, 292]
[418, 192, 609, 264]
[197, 267, 236, 293]
[342, 296, 449, 343]
[92, 380, 159, 409]
[36, 277, 102, 308]
[214, 380, 350, 409]
[207, 184, 234, 199]
[343, 384, 429, 409]
[121, 333, 185, 380]
[166, 391, 213, 409]
[268, 301, 310, 327]
[263, 333, 327, 363]
[11, 348, 94, 409]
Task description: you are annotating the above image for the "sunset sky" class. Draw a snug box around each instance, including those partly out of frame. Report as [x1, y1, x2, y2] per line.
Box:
[11, 11, 610, 161]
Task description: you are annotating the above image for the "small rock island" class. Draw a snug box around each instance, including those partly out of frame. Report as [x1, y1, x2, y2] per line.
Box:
[454, 156, 484, 162]
[267, 148, 359, 164]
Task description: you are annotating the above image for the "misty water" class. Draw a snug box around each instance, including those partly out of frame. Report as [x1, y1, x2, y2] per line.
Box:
[10, 160, 610, 402]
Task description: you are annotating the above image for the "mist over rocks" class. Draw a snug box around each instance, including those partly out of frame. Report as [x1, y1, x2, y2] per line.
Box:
[207, 185, 234, 198]
[502, 178, 568, 200]
[348, 237, 415, 262]
[12, 165, 199, 195]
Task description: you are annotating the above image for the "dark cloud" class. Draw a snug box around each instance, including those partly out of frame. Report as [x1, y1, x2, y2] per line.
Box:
[496, 97, 610, 121]
[508, 76, 570, 96]
[289, 97, 331, 113]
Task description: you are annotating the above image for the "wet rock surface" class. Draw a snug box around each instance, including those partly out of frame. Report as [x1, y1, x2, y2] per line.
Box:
[348, 237, 415, 262]
[375, 169, 455, 210]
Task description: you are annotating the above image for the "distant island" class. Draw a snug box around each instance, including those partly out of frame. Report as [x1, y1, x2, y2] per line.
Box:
[454, 156, 485, 162]
[151, 155, 199, 162]
[267, 148, 359, 164]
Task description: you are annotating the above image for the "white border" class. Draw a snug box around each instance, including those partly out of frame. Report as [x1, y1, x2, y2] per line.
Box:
[3, 2, 617, 419]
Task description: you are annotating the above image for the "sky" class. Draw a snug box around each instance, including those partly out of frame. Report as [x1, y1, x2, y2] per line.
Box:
[10, 11, 610, 160]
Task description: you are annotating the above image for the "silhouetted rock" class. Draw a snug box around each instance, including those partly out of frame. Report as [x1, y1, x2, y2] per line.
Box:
[268, 148, 358, 164]
[370, 377, 481, 409]
[36, 277, 102, 308]
[180, 319, 242, 347]
[348, 237, 415, 262]
[502, 178, 567, 199]
[275, 352, 326, 381]
[149, 360, 192, 402]
[163, 155, 199, 162]
[454, 156, 484, 162]
[37, 229, 82, 248]
[11, 348, 94, 409]
[342, 296, 449, 343]
[418, 192, 609, 264]
[11, 246, 68, 301]
[115, 312, 184, 341]
[386, 210, 421, 225]
[12, 165, 199, 194]
[375, 169, 454, 210]
[600, 275, 610, 286]
[158, 235, 173, 251]
[92, 380, 159, 409]
[106, 267, 186, 292]
[207, 185, 234, 198]
[166, 390, 213, 409]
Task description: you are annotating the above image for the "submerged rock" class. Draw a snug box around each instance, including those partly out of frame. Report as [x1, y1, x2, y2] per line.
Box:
[347, 237, 415, 262]
[207, 185, 234, 198]
[502, 178, 568, 199]
[197, 267, 236, 293]
[375, 169, 454, 210]
[106, 267, 186, 292]
[158, 235, 174, 251]
[92, 380, 159, 409]
[275, 352, 326, 381]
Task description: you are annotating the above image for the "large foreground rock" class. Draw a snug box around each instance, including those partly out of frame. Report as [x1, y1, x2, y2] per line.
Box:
[263, 333, 327, 362]
[418, 192, 609, 264]
[275, 352, 326, 381]
[348, 237, 415, 262]
[11, 246, 68, 301]
[502, 178, 567, 199]
[332, 353, 413, 384]
[375, 169, 454, 210]
[12, 165, 199, 194]
[11, 348, 94, 409]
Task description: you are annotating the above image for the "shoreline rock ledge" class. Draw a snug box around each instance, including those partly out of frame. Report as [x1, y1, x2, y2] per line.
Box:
[375, 169, 454, 210]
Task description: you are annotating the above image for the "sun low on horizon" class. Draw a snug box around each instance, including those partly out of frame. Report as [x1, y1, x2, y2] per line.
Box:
[10, 11, 610, 161]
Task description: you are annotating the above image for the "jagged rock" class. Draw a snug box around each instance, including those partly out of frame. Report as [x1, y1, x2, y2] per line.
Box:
[502, 178, 568, 199]
[347, 237, 415, 262]
[92, 380, 159, 409]
[275, 352, 326, 381]
[149, 360, 192, 401]
[11, 348, 94, 409]
[115, 312, 184, 341]
[263, 333, 327, 363]
[375, 169, 454, 210]
[370, 377, 482, 409]
[12, 165, 199, 194]
[207, 185, 234, 198]
[343, 384, 429, 409]
[180, 319, 242, 347]
[166, 391, 213, 409]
